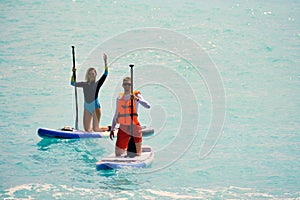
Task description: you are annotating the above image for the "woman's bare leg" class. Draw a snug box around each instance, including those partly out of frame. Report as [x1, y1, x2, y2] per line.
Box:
[93, 108, 109, 132]
[83, 110, 93, 132]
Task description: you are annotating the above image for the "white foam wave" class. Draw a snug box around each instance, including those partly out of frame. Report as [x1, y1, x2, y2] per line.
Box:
[1, 183, 299, 199]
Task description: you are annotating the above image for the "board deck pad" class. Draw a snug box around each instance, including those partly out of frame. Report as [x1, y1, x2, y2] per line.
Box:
[96, 146, 154, 170]
[37, 126, 154, 139]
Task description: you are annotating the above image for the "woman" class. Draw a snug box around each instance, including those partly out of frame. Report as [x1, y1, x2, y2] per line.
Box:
[71, 54, 109, 132]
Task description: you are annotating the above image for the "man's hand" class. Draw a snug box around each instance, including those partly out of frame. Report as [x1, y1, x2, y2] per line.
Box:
[109, 130, 114, 140]
[131, 94, 139, 101]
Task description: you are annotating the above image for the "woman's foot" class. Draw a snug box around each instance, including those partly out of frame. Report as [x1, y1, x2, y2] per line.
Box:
[93, 126, 109, 132]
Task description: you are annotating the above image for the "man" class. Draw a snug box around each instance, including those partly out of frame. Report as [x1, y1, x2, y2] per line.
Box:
[110, 77, 151, 156]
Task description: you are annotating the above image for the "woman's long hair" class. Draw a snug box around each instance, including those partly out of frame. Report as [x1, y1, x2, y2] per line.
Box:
[85, 67, 97, 82]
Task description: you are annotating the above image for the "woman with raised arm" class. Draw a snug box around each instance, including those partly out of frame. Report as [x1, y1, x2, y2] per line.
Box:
[71, 54, 109, 132]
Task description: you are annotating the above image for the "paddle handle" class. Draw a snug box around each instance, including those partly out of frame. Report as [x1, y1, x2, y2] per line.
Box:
[72, 46, 76, 73]
[129, 64, 134, 94]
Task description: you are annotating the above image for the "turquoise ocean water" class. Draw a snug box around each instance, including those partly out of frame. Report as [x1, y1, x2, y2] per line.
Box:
[1, 0, 299, 199]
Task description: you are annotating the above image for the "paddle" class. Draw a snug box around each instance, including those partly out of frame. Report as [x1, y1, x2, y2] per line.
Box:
[71, 46, 79, 130]
[127, 64, 137, 158]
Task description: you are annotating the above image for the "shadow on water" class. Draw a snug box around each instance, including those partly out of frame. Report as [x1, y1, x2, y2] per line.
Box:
[97, 169, 141, 191]
[98, 169, 118, 177]
[36, 138, 78, 151]
[36, 138, 108, 170]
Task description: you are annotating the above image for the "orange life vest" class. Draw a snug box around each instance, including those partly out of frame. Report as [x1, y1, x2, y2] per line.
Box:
[117, 91, 140, 125]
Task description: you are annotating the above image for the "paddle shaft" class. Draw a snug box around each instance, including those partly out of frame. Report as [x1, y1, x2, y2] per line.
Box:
[127, 64, 136, 157]
[72, 46, 79, 130]
[130, 64, 134, 137]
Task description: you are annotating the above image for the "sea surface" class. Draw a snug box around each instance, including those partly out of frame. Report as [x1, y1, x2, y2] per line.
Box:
[1, 0, 299, 199]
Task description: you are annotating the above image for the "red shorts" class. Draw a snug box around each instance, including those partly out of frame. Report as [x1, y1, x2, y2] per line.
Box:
[116, 124, 142, 150]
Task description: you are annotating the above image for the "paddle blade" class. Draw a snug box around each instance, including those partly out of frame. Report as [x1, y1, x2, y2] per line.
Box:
[127, 136, 137, 158]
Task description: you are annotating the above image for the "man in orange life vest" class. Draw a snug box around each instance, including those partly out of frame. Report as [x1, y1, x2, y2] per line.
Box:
[109, 77, 151, 156]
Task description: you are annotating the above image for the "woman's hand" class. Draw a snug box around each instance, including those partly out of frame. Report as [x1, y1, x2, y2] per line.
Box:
[103, 53, 108, 66]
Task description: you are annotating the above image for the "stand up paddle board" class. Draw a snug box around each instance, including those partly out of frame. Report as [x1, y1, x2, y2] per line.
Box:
[96, 146, 154, 170]
[37, 126, 154, 139]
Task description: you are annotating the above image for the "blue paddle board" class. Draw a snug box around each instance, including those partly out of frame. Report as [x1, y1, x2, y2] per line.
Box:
[96, 146, 154, 170]
[37, 126, 154, 139]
